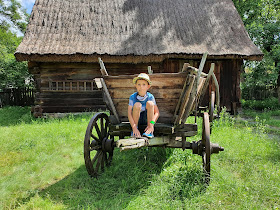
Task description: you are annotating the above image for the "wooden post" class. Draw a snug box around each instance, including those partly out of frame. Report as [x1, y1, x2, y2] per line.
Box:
[181, 63, 190, 72]
[148, 66, 153, 74]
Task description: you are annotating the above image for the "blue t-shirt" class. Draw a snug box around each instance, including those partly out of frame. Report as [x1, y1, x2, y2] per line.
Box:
[128, 92, 157, 112]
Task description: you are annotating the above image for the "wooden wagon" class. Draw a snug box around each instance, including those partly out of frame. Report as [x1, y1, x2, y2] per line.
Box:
[84, 54, 224, 183]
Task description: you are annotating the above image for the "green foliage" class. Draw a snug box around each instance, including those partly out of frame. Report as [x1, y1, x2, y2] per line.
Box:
[241, 97, 280, 110]
[233, 0, 280, 100]
[0, 1, 31, 90]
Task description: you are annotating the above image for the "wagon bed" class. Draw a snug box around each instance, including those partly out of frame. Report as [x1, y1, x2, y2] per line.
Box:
[84, 54, 224, 183]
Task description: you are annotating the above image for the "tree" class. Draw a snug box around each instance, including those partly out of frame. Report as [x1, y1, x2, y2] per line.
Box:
[0, 0, 31, 90]
[233, 0, 280, 103]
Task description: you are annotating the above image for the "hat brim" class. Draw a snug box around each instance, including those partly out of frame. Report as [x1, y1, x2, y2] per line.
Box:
[133, 77, 151, 85]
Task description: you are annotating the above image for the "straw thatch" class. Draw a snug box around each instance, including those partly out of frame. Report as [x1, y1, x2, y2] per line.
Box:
[15, 0, 263, 63]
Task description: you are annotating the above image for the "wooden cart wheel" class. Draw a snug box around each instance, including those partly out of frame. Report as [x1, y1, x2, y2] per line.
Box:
[209, 91, 215, 122]
[84, 112, 114, 177]
[202, 112, 211, 183]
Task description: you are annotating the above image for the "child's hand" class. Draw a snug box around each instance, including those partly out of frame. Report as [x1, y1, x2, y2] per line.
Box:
[144, 123, 154, 135]
[132, 127, 141, 137]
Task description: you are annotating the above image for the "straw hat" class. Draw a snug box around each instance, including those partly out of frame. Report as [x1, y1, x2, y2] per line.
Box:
[133, 73, 151, 85]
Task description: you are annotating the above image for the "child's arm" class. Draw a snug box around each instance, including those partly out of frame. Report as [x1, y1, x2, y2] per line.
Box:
[128, 105, 141, 137]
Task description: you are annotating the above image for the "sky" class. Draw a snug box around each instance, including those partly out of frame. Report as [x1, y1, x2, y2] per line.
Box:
[19, 0, 35, 14]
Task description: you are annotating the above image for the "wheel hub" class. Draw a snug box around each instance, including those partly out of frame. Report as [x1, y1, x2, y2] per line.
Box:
[102, 137, 114, 153]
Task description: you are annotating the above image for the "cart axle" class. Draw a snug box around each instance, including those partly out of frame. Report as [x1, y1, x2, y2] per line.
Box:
[191, 140, 224, 155]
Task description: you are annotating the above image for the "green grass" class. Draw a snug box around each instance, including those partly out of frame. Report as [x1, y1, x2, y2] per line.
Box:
[0, 106, 279, 209]
[241, 109, 280, 128]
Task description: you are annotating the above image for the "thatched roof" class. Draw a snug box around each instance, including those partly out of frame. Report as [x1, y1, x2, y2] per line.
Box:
[15, 0, 263, 63]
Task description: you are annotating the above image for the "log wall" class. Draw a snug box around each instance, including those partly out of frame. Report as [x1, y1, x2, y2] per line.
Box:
[29, 59, 242, 116]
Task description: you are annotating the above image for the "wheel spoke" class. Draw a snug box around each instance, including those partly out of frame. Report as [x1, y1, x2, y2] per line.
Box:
[95, 152, 103, 173]
[100, 117, 105, 137]
[101, 152, 105, 172]
[95, 123, 102, 139]
[91, 134, 99, 141]
[91, 150, 102, 165]
[105, 119, 109, 138]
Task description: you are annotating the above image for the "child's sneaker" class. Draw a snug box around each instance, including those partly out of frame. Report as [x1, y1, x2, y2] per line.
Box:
[131, 131, 134, 137]
[142, 132, 154, 139]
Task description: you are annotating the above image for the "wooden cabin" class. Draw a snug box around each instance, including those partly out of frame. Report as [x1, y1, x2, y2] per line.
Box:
[15, 0, 263, 116]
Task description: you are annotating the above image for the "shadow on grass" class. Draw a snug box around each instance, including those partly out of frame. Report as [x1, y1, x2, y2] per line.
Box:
[0, 106, 34, 126]
[0, 106, 96, 126]
[17, 148, 207, 208]
[27, 148, 172, 208]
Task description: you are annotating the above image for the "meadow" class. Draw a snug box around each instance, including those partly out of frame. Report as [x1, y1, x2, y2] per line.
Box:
[0, 106, 279, 209]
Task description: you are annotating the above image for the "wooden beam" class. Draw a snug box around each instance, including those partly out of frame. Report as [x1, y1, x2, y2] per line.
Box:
[198, 63, 215, 106]
[100, 78, 120, 124]
[98, 57, 108, 76]
[212, 73, 220, 110]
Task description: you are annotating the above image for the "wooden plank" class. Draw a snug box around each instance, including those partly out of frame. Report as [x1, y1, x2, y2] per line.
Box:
[109, 122, 175, 134]
[104, 73, 188, 88]
[41, 98, 103, 106]
[41, 105, 107, 113]
[108, 88, 182, 99]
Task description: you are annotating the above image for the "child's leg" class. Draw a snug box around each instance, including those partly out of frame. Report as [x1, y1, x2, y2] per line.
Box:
[132, 102, 142, 126]
[146, 101, 154, 125]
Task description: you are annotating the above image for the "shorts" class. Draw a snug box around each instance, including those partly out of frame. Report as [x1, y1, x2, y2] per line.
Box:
[138, 110, 147, 125]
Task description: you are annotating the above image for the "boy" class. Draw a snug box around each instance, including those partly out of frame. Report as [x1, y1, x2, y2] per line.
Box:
[128, 73, 160, 138]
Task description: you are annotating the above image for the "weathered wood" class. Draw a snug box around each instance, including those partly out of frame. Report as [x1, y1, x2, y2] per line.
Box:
[109, 122, 197, 135]
[148, 66, 153, 74]
[100, 78, 120, 123]
[117, 136, 170, 151]
[116, 136, 196, 150]
[104, 73, 188, 88]
[41, 105, 107, 113]
[186, 66, 208, 77]
[181, 63, 190, 72]
[110, 122, 175, 134]
[212, 73, 220, 110]
[175, 75, 195, 124]
[108, 88, 182, 99]
[198, 63, 215, 106]
[180, 54, 207, 123]
[98, 57, 108, 76]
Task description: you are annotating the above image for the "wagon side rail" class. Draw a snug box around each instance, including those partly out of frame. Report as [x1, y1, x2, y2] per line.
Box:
[174, 62, 220, 124]
[95, 58, 121, 124]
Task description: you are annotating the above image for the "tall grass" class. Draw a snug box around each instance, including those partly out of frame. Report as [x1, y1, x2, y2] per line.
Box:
[0, 107, 279, 209]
